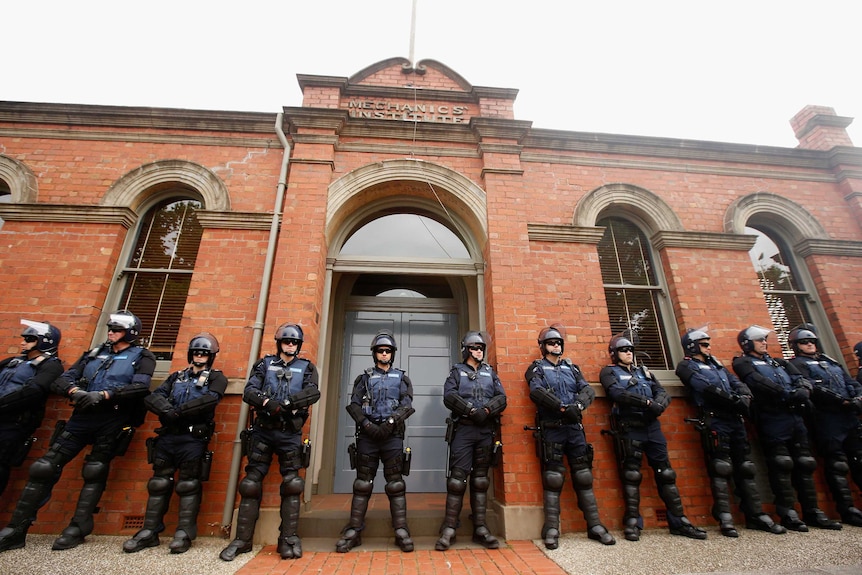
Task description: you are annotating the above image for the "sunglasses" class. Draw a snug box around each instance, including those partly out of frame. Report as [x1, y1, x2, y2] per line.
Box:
[617, 347, 634, 353]
[467, 345, 485, 352]
[281, 339, 301, 346]
[376, 348, 393, 354]
[107, 327, 126, 333]
[192, 350, 211, 356]
[797, 339, 817, 345]
[545, 340, 563, 347]
[23, 335, 38, 343]
[698, 342, 711, 348]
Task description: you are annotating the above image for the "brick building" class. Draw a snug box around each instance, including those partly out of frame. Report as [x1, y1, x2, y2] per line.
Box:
[1, 57, 861, 543]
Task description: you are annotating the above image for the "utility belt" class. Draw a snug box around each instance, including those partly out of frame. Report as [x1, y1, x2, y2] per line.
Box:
[348, 442, 411, 475]
[255, 412, 305, 433]
[702, 408, 742, 423]
[157, 421, 215, 440]
[614, 415, 651, 430]
[538, 418, 582, 430]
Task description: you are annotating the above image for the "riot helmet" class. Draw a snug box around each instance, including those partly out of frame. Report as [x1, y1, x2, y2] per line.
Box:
[681, 328, 710, 358]
[788, 326, 818, 355]
[20, 319, 61, 354]
[461, 331, 487, 361]
[608, 335, 635, 363]
[107, 310, 142, 343]
[274, 322, 304, 356]
[737, 325, 771, 353]
[370, 330, 397, 365]
[538, 326, 565, 356]
[188, 332, 220, 368]
[854, 341, 862, 364]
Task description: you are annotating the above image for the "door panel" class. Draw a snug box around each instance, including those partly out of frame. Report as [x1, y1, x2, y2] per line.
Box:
[334, 311, 456, 493]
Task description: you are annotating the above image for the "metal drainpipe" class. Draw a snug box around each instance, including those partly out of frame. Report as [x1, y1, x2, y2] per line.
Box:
[221, 112, 292, 531]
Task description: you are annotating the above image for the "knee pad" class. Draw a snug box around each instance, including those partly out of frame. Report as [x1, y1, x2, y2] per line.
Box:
[571, 466, 594, 491]
[795, 455, 817, 473]
[239, 476, 262, 499]
[770, 453, 793, 472]
[623, 467, 642, 486]
[175, 478, 201, 496]
[147, 475, 173, 496]
[29, 457, 58, 483]
[827, 457, 850, 475]
[542, 469, 565, 491]
[280, 474, 304, 496]
[447, 474, 468, 495]
[738, 459, 757, 480]
[352, 477, 374, 496]
[81, 460, 110, 483]
[385, 479, 406, 497]
[710, 457, 733, 479]
[655, 465, 676, 485]
[471, 473, 490, 493]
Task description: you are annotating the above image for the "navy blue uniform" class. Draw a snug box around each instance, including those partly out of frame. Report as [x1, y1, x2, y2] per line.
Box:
[0, 352, 63, 495]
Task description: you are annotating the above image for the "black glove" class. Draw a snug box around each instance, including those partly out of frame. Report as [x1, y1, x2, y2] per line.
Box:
[379, 418, 396, 437]
[469, 407, 488, 424]
[735, 395, 752, 417]
[264, 400, 282, 416]
[647, 400, 665, 416]
[849, 397, 862, 414]
[281, 398, 293, 411]
[562, 404, 582, 424]
[789, 388, 810, 402]
[72, 390, 103, 409]
[362, 420, 386, 440]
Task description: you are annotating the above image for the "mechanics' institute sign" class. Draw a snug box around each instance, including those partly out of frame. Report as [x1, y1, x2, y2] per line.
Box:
[347, 100, 468, 123]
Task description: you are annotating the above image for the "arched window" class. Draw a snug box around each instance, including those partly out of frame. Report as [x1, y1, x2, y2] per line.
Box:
[117, 198, 203, 360]
[597, 217, 673, 369]
[340, 213, 470, 258]
[746, 225, 812, 358]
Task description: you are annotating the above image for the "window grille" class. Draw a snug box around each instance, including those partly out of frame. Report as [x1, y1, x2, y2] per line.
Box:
[118, 199, 203, 360]
[597, 217, 672, 369]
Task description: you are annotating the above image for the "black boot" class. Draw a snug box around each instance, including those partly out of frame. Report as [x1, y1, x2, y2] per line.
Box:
[779, 509, 808, 532]
[388, 487, 414, 553]
[0, 525, 28, 553]
[171, 479, 200, 554]
[277, 490, 302, 559]
[803, 508, 842, 530]
[124, 475, 172, 553]
[219, 492, 259, 561]
[123, 529, 160, 553]
[335, 484, 370, 553]
[576, 488, 615, 545]
[53, 478, 107, 551]
[716, 512, 738, 538]
[470, 484, 499, 549]
[745, 513, 786, 534]
[541, 488, 561, 549]
[437, 470, 465, 551]
[668, 515, 707, 540]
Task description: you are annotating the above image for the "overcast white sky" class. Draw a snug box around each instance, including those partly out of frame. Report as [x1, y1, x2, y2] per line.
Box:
[4, 1, 859, 148]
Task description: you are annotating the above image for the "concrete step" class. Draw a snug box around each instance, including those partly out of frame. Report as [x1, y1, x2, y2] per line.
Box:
[245, 494, 501, 545]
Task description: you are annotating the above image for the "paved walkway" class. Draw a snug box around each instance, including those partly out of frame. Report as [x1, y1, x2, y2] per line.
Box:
[235, 539, 565, 575]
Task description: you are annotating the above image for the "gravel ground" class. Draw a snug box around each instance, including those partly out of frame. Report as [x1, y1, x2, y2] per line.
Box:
[540, 525, 862, 575]
[0, 534, 260, 575]
[1, 526, 861, 575]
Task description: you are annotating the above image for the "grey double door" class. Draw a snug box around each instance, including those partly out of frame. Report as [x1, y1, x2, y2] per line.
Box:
[333, 310, 457, 493]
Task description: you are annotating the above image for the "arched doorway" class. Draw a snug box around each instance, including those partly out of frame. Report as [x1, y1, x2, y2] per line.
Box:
[320, 210, 485, 494]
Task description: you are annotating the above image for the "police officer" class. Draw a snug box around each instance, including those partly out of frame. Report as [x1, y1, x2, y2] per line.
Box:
[788, 325, 862, 527]
[220, 323, 320, 561]
[0, 320, 63, 496]
[527, 327, 615, 549]
[600, 334, 706, 541]
[123, 333, 228, 554]
[436, 331, 507, 551]
[675, 328, 785, 536]
[731, 325, 841, 531]
[337, 331, 415, 553]
[0, 310, 154, 552]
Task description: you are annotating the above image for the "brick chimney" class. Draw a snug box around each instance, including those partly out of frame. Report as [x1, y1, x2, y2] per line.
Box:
[790, 105, 854, 150]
